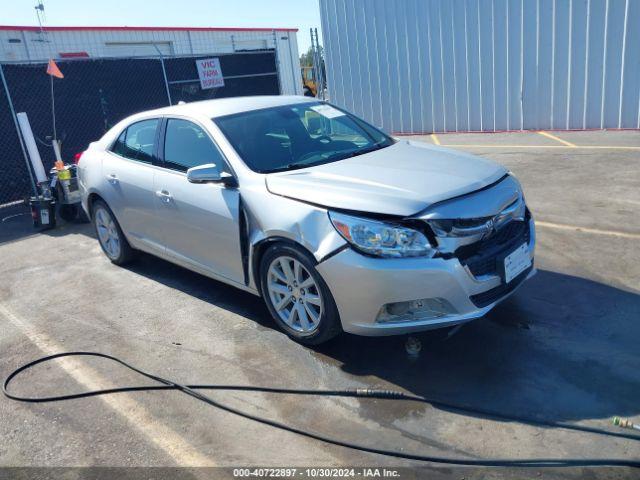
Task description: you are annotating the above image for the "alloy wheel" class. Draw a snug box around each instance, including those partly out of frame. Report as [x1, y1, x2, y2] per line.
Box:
[266, 256, 323, 333]
[95, 207, 121, 259]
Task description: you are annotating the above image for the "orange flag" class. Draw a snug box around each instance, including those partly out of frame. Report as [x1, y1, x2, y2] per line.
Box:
[46, 59, 64, 79]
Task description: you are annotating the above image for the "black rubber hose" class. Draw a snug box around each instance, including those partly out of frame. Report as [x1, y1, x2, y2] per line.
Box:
[4, 352, 639, 468]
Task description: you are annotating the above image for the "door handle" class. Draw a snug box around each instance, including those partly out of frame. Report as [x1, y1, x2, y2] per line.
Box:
[155, 190, 173, 203]
[106, 174, 118, 184]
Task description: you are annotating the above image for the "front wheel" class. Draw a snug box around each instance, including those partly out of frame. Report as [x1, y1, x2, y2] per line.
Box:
[260, 244, 341, 345]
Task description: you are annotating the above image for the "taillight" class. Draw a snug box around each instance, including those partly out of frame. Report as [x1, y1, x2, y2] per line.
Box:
[73, 151, 84, 164]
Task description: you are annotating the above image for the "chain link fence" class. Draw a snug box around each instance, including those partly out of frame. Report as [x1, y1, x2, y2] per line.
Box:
[0, 71, 33, 206]
[0, 50, 278, 206]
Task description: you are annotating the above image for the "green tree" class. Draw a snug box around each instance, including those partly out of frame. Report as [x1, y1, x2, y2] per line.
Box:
[300, 45, 324, 67]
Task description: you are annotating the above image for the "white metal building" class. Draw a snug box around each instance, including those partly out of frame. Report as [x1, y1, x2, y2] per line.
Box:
[0, 25, 303, 95]
[320, 0, 640, 133]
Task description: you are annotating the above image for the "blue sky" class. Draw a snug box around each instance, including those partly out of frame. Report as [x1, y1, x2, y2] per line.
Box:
[6, 0, 322, 54]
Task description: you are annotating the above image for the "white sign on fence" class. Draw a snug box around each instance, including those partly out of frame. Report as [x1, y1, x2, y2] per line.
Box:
[196, 58, 224, 90]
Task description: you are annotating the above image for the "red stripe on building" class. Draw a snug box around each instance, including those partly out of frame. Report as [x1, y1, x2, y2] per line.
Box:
[59, 51, 90, 58]
[0, 25, 298, 32]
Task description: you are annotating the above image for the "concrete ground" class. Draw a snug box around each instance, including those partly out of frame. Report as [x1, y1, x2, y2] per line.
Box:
[0, 130, 639, 479]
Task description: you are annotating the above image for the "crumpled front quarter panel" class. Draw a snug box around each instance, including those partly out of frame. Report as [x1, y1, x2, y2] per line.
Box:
[241, 184, 347, 289]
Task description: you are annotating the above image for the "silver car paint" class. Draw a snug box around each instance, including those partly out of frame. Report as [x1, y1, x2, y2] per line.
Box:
[415, 173, 523, 220]
[100, 152, 166, 255]
[415, 175, 527, 252]
[152, 166, 244, 283]
[79, 96, 535, 336]
[266, 140, 507, 216]
[318, 217, 536, 335]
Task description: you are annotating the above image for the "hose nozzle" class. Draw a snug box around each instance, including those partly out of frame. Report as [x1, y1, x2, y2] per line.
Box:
[612, 416, 640, 431]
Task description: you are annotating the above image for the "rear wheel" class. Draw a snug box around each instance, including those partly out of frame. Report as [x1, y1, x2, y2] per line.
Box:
[58, 204, 79, 222]
[54, 183, 81, 223]
[92, 200, 136, 265]
[260, 244, 341, 345]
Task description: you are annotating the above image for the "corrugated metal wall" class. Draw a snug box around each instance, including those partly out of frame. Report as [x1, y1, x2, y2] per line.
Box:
[320, 0, 640, 133]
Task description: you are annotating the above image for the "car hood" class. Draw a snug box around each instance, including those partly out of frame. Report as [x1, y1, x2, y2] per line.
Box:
[265, 140, 508, 216]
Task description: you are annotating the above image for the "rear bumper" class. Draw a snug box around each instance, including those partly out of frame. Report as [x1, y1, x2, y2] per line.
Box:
[317, 218, 536, 336]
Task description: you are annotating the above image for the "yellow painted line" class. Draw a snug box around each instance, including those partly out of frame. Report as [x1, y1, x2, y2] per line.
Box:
[440, 144, 640, 150]
[537, 131, 577, 147]
[0, 303, 215, 466]
[430, 133, 441, 145]
[536, 221, 640, 239]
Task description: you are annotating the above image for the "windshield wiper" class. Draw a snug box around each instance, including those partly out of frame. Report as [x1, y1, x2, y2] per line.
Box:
[326, 143, 387, 162]
[272, 159, 328, 172]
[349, 143, 386, 158]
[282, 162, 313, 171]
[271, 143, 390, 173]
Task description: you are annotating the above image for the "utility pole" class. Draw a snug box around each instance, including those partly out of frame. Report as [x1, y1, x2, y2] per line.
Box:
[309, 28, 325, 100]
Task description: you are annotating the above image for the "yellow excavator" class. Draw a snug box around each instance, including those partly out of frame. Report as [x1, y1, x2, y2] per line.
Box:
[301, 66, 317, 97]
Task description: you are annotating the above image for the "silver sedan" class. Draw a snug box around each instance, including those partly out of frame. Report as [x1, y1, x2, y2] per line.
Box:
[78, 96, 535, 344]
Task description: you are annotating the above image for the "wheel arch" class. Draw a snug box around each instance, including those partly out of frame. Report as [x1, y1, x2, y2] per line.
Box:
[250, 236, 317, 297]
[86, 193, 133, 245]
[87, 192, 106, 218]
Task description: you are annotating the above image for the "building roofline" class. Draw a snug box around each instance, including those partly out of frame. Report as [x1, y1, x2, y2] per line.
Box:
[0, 25, 298, 33]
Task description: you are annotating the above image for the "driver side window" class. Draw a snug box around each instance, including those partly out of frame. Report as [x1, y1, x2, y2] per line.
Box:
[163, 119, 227, 173]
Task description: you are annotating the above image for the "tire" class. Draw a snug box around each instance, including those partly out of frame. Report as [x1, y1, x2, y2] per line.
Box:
[54, 183, 77, 223]
[58, 204, 79, 222]
[259, 243, 342, 345]
[54, 183, 89, 223]
[92, 200, 136, 265]
[78, 206, 91, 223]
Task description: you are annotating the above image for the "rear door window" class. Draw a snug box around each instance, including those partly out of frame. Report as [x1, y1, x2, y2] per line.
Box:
[111, 119, 159, 164]
[162, 118, 227, 173]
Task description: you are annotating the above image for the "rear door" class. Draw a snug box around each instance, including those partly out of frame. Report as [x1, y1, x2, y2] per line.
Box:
[153, 117, 244, 284]
[102, 118, 164, 254]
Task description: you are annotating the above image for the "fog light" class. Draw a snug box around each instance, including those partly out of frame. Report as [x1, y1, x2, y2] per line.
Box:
[376, 298, 456, 323]
[386, 301, 411, 316]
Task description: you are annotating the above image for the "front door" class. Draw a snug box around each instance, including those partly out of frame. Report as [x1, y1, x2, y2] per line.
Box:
[154, 118, 244, 284]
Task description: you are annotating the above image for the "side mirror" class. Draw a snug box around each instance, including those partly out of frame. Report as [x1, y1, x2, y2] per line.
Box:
[187, 163, 236, 187]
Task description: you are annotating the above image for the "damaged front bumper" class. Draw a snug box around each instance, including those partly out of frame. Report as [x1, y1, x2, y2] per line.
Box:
[317, 217, 536, 336]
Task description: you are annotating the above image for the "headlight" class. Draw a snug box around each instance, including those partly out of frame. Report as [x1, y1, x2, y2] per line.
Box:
[329, 211, 435, 258]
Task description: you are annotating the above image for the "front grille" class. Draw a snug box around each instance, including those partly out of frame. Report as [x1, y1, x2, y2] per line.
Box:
[456, 216, 530, 278]
[470, 266, 532, 308]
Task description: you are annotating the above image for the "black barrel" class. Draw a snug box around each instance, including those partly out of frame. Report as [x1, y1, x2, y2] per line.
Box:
[29, 197, 56, 229]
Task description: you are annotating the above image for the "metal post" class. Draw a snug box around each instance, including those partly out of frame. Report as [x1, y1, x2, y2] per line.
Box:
[187, 30, 194, 55]
[310, 28, 321, 100]
[314, 28, 326, 100]
[285, 33, 298, 95]
[311, 29, 319, 98]
[272, 30, 282, 94]
[50, 74, 57, 141]
[20, 31, 31, 61]
[152, 43, 172, 106]
[309, 28, 315, 68]
[0, 62, 38, 196]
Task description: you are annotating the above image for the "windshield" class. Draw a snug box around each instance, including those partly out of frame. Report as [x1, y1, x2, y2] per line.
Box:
[213, 102, 395, 173]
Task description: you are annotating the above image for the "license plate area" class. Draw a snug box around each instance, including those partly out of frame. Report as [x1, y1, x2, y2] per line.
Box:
[500, 243, 531, 283]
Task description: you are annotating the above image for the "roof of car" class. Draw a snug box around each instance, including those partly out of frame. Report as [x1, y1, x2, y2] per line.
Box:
[151, 95, 319, 119]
